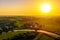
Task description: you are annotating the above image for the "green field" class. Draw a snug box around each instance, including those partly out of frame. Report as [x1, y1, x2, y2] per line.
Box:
[0, 31, 55, 40]
[0, 16, 60, 40]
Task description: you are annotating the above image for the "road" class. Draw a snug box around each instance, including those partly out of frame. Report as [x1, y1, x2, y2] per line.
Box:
[14, 29, 60, 39]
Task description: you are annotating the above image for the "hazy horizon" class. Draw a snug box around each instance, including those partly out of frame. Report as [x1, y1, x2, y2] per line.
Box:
[0, 0, 60, 16]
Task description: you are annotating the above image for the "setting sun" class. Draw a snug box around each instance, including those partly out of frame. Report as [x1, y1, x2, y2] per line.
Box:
[41, 3, 51, 13]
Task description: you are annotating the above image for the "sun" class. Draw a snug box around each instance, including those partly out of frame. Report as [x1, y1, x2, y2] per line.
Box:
[41, 3, 51, 13]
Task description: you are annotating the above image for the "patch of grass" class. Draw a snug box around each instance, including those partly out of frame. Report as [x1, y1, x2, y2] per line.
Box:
[0, 31, 27, 40]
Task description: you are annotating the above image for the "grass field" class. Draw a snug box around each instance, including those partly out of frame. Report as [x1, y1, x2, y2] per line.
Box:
[0, 16, 60, 40]
[0, 31, 55, 40]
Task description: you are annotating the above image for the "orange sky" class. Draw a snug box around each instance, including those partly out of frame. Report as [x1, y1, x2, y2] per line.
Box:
[0, 0, 60, 16]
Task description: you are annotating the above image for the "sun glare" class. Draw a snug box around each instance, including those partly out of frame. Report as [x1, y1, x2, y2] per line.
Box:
[41, 3, 51, 13]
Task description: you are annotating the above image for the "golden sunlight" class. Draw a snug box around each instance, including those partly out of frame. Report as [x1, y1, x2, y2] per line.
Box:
[40, 3, 51, 13]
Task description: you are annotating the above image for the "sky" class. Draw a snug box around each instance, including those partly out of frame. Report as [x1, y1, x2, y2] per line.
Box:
[0, 0, 60, 16]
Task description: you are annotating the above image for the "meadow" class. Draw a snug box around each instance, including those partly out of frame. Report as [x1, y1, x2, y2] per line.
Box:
[0, 16, 60, 40]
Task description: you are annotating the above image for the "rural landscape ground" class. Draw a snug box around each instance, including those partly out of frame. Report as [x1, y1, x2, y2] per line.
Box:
[0, 16, 60, 40]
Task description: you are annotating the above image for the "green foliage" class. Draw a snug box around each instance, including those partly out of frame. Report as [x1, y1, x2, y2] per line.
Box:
[0, 16, 60, 40]
[0, 32, 38, 40]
